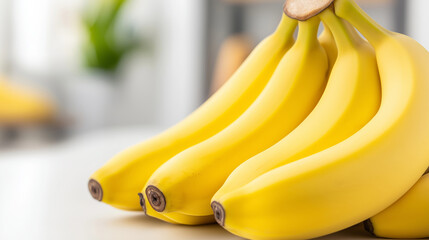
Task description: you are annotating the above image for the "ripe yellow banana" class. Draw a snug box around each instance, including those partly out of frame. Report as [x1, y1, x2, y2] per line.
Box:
[364, 172, 429, 239]
[0, 78, 55, 124]
[88, 14, 297, 212]
[319, 24, 337, 71]
[211, 0, 429, 238]
[144, 17, 328, 217]
[213, 8, 381, 200]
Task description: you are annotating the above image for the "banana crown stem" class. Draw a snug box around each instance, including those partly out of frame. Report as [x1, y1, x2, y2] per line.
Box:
[343, 20, 366, 45]
[334, 0, 390, 45]
[284, 0, 334, 21]
[320, 8, 357, 52]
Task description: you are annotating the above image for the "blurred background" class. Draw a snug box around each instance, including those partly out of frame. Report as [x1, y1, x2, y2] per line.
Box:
[0, 0, 427, 148]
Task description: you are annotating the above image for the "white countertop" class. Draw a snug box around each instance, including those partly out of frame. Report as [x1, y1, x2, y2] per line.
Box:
[0, 127, 376, 240]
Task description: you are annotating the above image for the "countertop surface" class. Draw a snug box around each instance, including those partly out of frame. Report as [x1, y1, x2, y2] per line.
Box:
[0, 127, 378, 240]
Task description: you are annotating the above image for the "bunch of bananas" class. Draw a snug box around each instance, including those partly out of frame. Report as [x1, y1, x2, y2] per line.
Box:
[89, 0, 429, 239]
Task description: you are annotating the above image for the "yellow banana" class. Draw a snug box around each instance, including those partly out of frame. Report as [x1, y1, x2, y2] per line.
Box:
[88, 14, 297, 213]
[319, 24, 337, 71]
[212, 0, 429, 238]
[213, 8, 380, 200]
[0, 78, 55, 124]
[364, 173, 429, 239]
[144, 17, 328, 217]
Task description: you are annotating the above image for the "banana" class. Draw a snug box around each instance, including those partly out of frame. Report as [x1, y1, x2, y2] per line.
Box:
[211, 0, 429, 238]
[364, 172, 429, 239]
[213, 8, 381, 200]
[144, 17, 328, 217]
[88, 14, 297, 211]
[0, 78, 55, 124]
[319, 24, 337, 71]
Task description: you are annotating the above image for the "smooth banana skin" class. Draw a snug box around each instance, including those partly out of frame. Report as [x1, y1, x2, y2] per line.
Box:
[213, 1, 429, 239]
[319, 24, 338, 71]
[0, 78, 55, 124]
[365, 173, 429, 239]
[88, 14, 297, 212]
[213, 8, 381, 200]
[144, 17, 328, 217]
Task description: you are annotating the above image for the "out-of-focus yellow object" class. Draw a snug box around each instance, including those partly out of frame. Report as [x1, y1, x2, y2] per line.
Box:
[210, 35, 253, 94]
[0, 78, 55, 125]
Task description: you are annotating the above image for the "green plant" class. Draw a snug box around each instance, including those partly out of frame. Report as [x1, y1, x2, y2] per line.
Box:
[82, 0, 138, 73]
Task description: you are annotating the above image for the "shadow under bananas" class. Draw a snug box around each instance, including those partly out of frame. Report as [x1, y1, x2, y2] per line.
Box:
[316, 224, 375, 239]
[106, 214, 241, 240]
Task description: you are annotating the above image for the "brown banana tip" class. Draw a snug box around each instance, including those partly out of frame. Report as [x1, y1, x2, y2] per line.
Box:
[284, 0, 334, 21]
[363, 219, 375, 236]
[88, 179, 103, 201]
[145, 185, 166, 212]
[138, 193, 147, 214]
[211, 201, 225, 227]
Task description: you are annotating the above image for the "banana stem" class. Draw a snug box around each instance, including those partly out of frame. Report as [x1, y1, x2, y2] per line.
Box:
[321, 22, 332, 36]
[343, 20, 366, 45]
[274, 14, 298, 40]
[334, 0, 390, 45]
[295, 17, 321, 48]
[320, 8, 356, 53]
